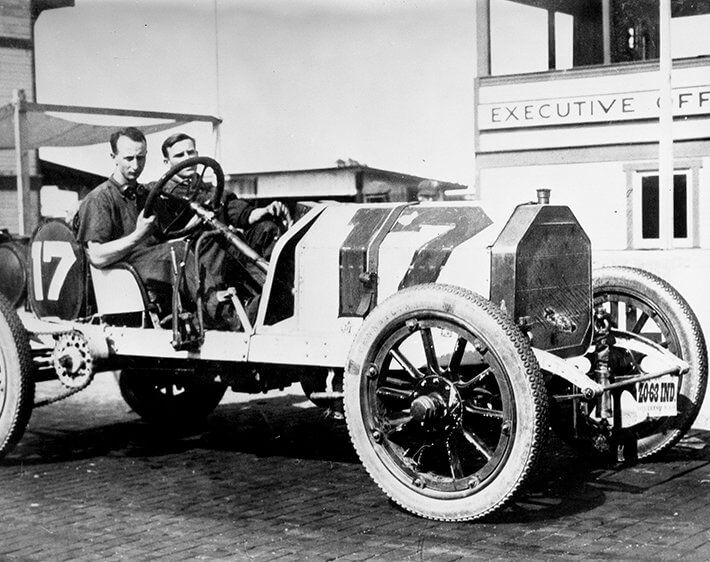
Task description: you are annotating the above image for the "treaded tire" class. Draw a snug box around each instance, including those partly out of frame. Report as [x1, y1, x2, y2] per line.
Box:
[0, 293, 34, 458]
[593, 266, 708, 459]
[118, 369, 226, 427]
[344, 283, 548, 521]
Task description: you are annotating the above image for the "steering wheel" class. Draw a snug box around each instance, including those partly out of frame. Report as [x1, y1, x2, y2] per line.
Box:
[144, 156, 225, 240]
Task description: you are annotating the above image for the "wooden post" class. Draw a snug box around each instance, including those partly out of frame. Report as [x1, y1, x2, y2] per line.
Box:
[212, 120, 221, 162]
[475, 0, 491, 77]
[547, 9, 556, 70]
[12, 89, 31, 236]
[602, 0, 611, 65]
[658, 0, 673, 249]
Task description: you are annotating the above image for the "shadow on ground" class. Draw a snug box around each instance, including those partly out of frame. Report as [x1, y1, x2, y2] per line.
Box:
[5, 384, 710, 527]
[6, 390, 356, 464]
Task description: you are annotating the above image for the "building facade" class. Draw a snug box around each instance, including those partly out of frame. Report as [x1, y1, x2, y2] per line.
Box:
[0, 0, 72, 233]
[474, 0, 710, 423]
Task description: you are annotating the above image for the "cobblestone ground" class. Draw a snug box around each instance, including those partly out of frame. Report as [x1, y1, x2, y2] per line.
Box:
[2, 375, 710, 561]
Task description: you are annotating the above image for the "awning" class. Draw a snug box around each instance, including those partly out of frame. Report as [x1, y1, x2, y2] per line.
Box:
[0, 100, 221, 149]
[3, 90, 222, 235]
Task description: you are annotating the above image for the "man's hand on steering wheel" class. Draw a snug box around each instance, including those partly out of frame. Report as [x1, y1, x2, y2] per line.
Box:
[248, 201, 292, 229]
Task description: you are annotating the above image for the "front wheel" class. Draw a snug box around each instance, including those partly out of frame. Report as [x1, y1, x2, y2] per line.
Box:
[344, 284, 548, 521]
[118, 368, 226, 427]
[589, 266, 708, 459]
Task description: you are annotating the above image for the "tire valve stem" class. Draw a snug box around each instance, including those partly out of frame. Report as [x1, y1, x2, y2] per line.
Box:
[372, 430, 383, 443]
[413, 477, 425, 488]
[468, 477, 479, 489]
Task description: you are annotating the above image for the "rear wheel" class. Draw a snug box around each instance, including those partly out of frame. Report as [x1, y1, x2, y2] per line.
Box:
[0, 240, 28, 308]
[118, 368, 226, 427]
[562, 267, 707, 460]
[0, 293, 34, 457]
[344, 284, 548, 521]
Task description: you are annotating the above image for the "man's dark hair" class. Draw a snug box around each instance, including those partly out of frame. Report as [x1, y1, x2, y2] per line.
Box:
[161, 132, 196, 158]
[109, 127, 146, 154]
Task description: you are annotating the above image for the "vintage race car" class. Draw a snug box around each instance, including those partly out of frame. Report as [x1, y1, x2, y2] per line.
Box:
[0, 157, 706, 521]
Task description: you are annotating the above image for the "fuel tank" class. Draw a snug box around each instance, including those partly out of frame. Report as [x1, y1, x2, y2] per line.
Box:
[269, 202, 496, 333]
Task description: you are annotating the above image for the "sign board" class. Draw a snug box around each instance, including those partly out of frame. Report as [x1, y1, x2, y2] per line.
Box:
[478, 85, 710, 130]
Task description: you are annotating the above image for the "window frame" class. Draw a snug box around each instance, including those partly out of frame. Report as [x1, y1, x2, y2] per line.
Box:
[625, 160, 701, 249]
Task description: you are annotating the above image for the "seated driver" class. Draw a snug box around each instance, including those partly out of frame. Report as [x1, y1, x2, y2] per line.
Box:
[74, 127, 177, 301]
[159, 132, 290, 260]
[74, 127, 286, 330]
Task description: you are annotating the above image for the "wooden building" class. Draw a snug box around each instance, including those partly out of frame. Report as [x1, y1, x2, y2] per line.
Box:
[0, 0, 73, 234]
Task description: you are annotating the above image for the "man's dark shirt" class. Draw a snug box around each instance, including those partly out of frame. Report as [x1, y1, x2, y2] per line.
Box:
[74, 177, 156, 248]
[73, 177, 181, 292]
[223, 193, 254, 230]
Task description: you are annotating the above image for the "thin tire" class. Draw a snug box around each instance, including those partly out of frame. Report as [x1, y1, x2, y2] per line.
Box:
[344, 284, 548, 521]
[0, 293, 34, 458]
[593, 266, 707, 459]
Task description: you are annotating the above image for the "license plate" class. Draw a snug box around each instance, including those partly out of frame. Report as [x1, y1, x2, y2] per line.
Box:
[636, 375, 678, 417]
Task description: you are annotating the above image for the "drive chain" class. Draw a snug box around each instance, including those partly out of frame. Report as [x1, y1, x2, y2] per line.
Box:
[31, 327, 95, 408]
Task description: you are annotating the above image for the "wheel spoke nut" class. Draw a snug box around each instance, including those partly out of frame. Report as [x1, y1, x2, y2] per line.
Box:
[501, 420, 512, 435]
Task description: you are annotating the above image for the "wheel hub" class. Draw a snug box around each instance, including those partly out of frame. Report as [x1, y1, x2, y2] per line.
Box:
[411, 394, 443, 422]
[411, 375, 462, 434]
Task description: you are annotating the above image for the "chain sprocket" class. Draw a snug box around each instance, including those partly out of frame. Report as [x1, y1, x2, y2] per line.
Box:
[33, 329, 96, 408]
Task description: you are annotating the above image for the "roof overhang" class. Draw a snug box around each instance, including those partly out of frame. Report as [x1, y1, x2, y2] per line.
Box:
[2, 90, 221, 235]
[0, 99, 221, 150]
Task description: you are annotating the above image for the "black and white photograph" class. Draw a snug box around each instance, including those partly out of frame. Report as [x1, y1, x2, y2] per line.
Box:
[0, 0, 709, 559]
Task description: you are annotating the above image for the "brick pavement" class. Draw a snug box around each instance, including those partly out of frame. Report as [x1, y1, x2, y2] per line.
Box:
[1, 375, 710, 560]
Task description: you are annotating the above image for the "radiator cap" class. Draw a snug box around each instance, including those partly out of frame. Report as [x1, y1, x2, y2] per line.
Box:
[536, 188, 551, 204]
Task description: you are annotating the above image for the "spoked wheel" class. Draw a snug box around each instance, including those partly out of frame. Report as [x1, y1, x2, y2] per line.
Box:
[144, 156, 225, 240]
[344, 284, 548, 521]
[0, 293, 34, 458]
[118, 368, 227, 427]
[584, 266, 708, 459]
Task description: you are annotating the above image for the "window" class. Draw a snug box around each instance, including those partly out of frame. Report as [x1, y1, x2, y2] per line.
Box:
[640, 174, 687, 239]
[487, 0, 710, 76]
[363, 193, 390, 203]
[490, 0, 548, 75]
[630, 167, 698, 249]
[612, 0, 659, 63]
[554, 12, 574, 70]
[672, 13, 710, 58]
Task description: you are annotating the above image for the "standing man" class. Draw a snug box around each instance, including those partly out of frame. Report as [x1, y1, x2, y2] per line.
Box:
[160, 132, 291, 259]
